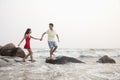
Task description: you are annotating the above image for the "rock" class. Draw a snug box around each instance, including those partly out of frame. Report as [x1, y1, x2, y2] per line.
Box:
[0, 45, 2, 49]
[0, 56, 11, 67]
[0, 57, 9, 62]
[0, 56, 23, 63]
[0, 59, 9, 67]
[0, 43, 16, 56]
[80, 55, 94, 58]
[1, 43, 15, 49]
[46, 56, 85, 64]
[96, 55, 116, 63]
[11, 47, 26, 58]
[14, 57, 23, 62]
[0, 43, 26, 58]
[0, 45, 2, 53]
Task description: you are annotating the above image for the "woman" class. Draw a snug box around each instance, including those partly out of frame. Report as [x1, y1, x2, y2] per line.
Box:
[18, 28, 40, 62]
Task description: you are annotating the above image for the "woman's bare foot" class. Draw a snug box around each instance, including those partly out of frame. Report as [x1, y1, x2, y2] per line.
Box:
[23, 59, 26, 62]
[30, 59, 36, 62]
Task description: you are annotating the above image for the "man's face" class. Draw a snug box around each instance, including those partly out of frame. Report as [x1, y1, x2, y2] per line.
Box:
[49, 25, 53, 30]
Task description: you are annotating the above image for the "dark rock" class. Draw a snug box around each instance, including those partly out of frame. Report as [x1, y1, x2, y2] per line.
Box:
[0, 45, 2, 52]
[80, 55, 94, 58]
[12, 47, 26, 58]
[96, 55, 116, 63]
[0, 45, 2, 49]
[0, 43, 16, 56]
[0, 43, 25, 58]
[46, 56, 85, 64]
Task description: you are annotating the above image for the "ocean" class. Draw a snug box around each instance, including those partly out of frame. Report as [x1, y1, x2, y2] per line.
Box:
[0, 48, 120, 80]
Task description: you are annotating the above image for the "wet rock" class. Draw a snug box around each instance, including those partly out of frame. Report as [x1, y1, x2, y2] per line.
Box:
[14, 57, 23, 62]
[0, 57, 9, 62]
[0, 45, 2, 49]
[12, 47, 26, 58]
[0, 59, 9, 67]
[80, 55, 94, 58]
[0, 45, 2, 53]
[46, 56, 85, 64]
[0, 56, 11, 67]
[0, 43, 25, 58]
[0, 56, 23, 63]
[96, 55, 116, 63]
[0, 43, 16, 56]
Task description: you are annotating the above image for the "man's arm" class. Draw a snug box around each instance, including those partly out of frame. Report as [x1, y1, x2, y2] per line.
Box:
[40, 32, 46, 41]
[56, 34, 60, 42]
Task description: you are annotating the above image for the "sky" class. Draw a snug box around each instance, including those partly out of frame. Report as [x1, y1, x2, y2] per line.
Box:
[0, 0, 120, 48]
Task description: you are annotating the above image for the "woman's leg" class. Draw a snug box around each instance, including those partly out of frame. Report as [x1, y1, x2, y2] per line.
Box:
[27, 49, 34, 62]
[23, 49, 33, 62]
[23, 54, 30, 62]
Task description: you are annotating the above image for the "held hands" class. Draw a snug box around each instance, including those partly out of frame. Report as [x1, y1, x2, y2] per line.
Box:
[40, 38, 43, 41]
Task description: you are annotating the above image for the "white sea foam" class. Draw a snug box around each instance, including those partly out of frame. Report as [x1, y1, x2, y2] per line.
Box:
[0, 48, 120, 80]
[33, 48, 120, 58]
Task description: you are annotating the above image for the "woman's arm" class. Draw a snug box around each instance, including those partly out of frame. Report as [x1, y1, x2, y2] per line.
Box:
[31, 36, 40, 40]
[18, 37, 25, 46]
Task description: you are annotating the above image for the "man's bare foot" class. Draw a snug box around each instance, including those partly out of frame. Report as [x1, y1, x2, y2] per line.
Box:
[50, 56, 53, 60]
[52, 54, 55, 57]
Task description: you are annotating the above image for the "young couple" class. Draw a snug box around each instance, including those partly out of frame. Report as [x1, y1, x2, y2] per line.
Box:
[18, 23, 60, 62]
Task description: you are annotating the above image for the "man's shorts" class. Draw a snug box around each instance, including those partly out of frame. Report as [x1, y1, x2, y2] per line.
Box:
[48, 41, 57, 49]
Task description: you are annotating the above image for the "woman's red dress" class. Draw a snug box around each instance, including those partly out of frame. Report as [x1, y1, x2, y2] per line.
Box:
[24, 36, 31, 49]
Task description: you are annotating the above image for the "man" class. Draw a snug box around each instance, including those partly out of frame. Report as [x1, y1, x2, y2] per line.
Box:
[40, 23, 60, 59]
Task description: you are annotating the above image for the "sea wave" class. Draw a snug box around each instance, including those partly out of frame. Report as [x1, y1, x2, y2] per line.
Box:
[0, 48, 120, 80]
[32, 48, 120, 58]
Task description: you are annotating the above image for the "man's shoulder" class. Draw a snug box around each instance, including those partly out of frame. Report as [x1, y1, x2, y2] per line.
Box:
[46, 29, 56, 33]
[46, 29, 50, 31]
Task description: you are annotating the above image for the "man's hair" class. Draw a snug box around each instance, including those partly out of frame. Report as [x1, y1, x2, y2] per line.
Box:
[49, 23, 54, 27]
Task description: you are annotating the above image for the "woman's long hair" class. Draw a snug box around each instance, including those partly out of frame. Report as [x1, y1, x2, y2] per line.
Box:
[24, 28, 31, 36]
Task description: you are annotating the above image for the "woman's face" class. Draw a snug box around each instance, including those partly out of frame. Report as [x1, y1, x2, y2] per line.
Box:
[29, 30, 32, 34]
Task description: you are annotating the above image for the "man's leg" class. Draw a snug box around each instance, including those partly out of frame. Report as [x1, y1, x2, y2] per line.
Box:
[52, 41, 58, 55]
[52, 46, 58, 54]
[50, 48, 53, 59]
